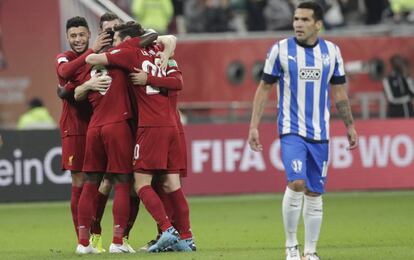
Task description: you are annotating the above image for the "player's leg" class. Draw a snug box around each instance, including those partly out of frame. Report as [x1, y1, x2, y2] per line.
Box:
[101, 121, 135, 253]
[133, 127, 179, 252]
[76, 172, 104, 254]
[62, 135, 86, 239]
[90, 175, 112, 252]
[122, 186, 140, 252]
[280, 135, 308, 260]
[108, 173, 132, 253]
[302, 141, 328, 260]
[76, 126, 107, 254]
[159, 127, 195, 252]
[162, 173, 196, 252]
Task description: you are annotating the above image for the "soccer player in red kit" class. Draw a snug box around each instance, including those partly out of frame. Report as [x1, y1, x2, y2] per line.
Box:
[130, 60, 195, 252]
[86, 22, 195, 252]
[55, 16, 112, 240]
[73, 23, 158, 254]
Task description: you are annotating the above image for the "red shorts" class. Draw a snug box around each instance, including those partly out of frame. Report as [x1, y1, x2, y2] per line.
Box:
[83, 121, 133, 174]
[178, 131, 187, 177]
[61, 135, 86, 171]
[133, 126, 182, 173]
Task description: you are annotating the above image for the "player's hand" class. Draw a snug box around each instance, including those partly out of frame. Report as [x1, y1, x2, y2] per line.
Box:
[87, 73, 111, 92]
[129, 67, 148, 85]
[92, 31, 113, 53]
[248, 128, 263, 152]
[346, 126, 358, 150]
[156, 51, 169, 72]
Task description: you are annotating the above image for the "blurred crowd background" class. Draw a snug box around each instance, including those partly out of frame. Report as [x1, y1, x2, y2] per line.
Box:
[112, 0, 414, 34]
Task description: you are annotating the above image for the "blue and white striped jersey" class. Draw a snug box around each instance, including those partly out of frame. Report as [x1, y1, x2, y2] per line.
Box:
[262, 37, 346, 141]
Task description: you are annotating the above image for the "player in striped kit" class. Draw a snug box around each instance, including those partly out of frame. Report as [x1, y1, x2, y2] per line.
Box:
[248, 2, 358, 260]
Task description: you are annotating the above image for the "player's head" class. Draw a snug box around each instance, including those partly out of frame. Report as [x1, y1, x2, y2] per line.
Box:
[390, 55, 407, 74]
[113, 21, 145, 46]
[66, 16, 90, 54]
[99, 12, 121, 32]
[293, 1, 324, 44]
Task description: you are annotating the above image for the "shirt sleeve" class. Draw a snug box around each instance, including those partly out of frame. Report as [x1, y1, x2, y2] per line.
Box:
[262, 42, 281, 84]
[330, 45, 346, 85]
[147, 59, 183, 90]
[105, 48, 136, 71]
[56, 49, 94, 80]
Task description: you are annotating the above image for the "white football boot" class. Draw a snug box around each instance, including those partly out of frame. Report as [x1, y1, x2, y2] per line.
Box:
[109, 242, 132, 253]
[286, 245, 301, 260]
[302, 253, 321, 260]
[75, 244, 100, 254]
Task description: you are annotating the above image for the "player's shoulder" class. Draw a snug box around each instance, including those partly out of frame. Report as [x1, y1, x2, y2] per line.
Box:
[56, 50, 75, 64]
[320, 38, 340, 51]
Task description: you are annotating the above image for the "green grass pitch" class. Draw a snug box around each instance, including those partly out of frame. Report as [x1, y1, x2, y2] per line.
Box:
[1, 191, 414, 259]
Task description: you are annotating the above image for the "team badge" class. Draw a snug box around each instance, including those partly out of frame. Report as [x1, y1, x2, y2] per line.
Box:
[68, 155, 73, 166]
[291, 159, 303, 173]
[168, 59, 178, 67]
[322, 53, 330, 67]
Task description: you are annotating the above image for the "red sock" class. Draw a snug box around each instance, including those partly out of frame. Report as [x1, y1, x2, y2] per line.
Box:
[137, 185, 172, 232]
[77, 182, 99, 246]
[168, 188, 192, 239]
[112, 183, 130, 244]
[124, 196, 140, 238]
[90, 192, 109, 234]
[154, 183, 174, 221]
[70, 186, 83, 239]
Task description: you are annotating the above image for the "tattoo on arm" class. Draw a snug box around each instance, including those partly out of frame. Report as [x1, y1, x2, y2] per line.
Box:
[335, 100, 354, 127]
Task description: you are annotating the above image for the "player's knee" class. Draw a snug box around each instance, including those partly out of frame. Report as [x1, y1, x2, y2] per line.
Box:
[163, 174, 181, 193]
[134, 173, 152, 192]
[288, 179, 306, 192]
[85, 172, 103, 184]
[99, 179, 112, 194]
[71, 171, 85, 187]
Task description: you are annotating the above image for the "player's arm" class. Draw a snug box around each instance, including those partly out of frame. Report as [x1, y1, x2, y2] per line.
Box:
[56, 32, 112, 79]
[129, 68, 183, 90]
[331, 84, 358, 150]
[248, 80, 274, 152]
[87, 48, 135, 69]
[85, 53, 109, 66]
[140, 29, 158, 47]
[74, 73, 111, 101]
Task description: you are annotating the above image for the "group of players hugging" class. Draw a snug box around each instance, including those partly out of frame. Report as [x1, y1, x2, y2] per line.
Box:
[55, 12, 195, 254]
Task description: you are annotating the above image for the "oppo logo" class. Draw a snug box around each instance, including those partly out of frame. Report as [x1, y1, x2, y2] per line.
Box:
[299, 68, 321, 80]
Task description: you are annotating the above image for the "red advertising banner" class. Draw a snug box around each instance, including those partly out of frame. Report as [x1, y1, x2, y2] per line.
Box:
[181, 119, 414, 195]
[175, 36, 414, 102]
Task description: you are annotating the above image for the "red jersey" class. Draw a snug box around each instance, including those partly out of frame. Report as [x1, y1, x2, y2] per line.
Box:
[55, 50, 93, 137]
[106, 38, 180, 127]
[86, 49, 134, 128]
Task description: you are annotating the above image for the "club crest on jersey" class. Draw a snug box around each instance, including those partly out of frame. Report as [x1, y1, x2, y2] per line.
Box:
[68, 155, 73, 166]
[299, 68, 321, 80]
[110, 49, 121, 54]
[291, 159, 303, 173]
[322, 53, 330, 67]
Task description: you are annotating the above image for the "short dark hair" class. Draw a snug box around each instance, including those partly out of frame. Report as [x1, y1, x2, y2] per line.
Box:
[297, 1, 324, 21]
[99, 12, 120, 29]
[29, 98, 43, 108]
[114, 21, 145, 40]
[66, 16, 89, 31]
